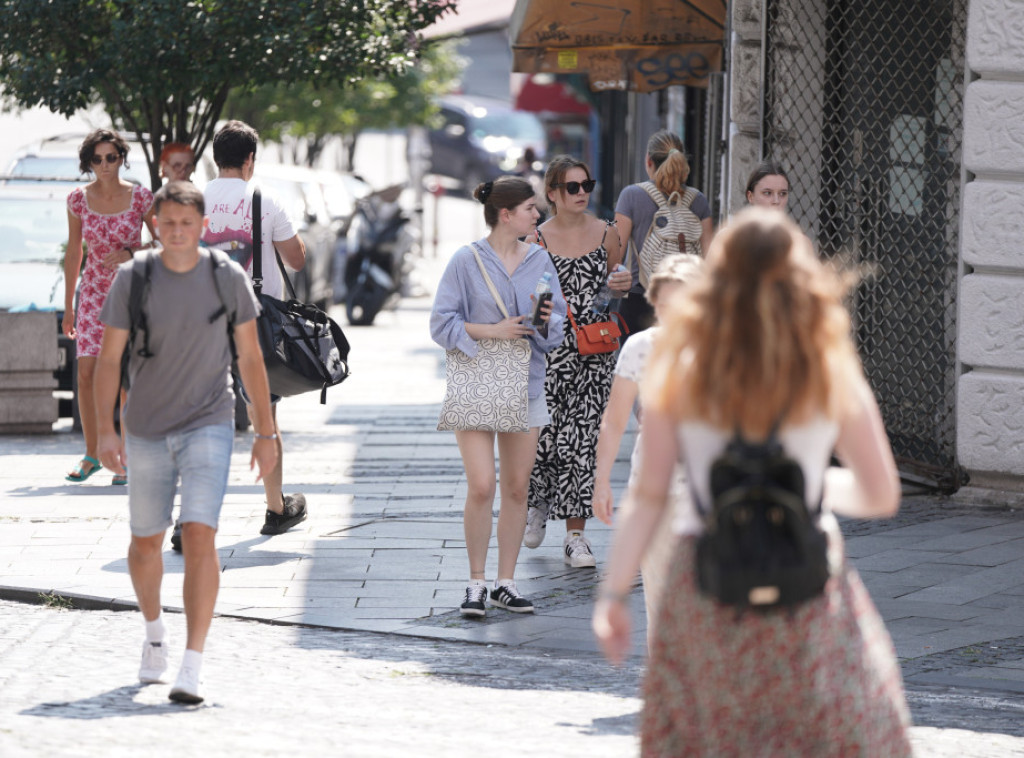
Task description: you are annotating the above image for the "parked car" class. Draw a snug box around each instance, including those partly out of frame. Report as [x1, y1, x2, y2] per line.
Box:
[252, 163, 343, 309]
[0, 183, 76, 417]
[427, 95, 547, 190]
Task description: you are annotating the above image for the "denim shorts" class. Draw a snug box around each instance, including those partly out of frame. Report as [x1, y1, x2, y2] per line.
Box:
[528, 394, 551, 428]
[126, 423, 234, 537]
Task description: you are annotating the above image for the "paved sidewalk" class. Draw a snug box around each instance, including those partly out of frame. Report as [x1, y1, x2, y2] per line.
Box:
[3, 206, 1024, 752]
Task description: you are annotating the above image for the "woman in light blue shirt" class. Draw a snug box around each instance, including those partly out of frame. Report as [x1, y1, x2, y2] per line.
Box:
[431, 176, 566, 618]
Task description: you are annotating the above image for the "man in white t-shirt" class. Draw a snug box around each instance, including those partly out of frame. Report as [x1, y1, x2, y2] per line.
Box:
[202, 119, 309, 537]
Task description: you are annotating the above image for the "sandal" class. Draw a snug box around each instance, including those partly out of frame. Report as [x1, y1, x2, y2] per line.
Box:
[66, 456, 102, 483]
[112, 469, 128, 486]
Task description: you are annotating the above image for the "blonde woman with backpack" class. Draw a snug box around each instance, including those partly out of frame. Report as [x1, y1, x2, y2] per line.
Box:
[614, 130, 713, 335]
[594, 207, 912, 756]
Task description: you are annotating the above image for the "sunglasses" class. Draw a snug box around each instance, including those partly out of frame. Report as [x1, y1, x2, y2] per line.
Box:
[553, 179, 596, 195]
[90, 153, 121, 165]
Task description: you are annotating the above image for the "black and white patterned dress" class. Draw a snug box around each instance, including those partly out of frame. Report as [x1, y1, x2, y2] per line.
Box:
[529, 223, 617, 521]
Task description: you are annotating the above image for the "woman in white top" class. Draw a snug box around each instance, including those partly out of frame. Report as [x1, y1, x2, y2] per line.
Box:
[592, 255, 702, 646]
[594, 207, 912, 756]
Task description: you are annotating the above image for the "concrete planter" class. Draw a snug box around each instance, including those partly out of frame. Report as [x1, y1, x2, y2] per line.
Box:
[0, 312, 58, 433]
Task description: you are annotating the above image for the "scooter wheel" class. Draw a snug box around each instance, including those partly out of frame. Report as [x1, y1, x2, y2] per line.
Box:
[346, 296, 378, 326]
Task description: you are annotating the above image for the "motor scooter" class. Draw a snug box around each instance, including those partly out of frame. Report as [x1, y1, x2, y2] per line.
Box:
[335, 184, 418, 326]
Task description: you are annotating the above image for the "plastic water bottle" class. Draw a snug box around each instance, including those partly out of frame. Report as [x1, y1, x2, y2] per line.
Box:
[592, 264, 628, 314]
[531, 271, 553, 326]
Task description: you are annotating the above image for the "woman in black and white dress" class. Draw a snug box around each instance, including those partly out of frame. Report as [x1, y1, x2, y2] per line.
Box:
[523, 155, 631, 568]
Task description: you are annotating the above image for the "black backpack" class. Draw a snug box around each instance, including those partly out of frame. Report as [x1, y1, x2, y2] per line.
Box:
[120, 248, 239, 390]
[693, 424, 830, 610]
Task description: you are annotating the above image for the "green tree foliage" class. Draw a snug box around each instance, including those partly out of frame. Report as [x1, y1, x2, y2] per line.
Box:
[0, 0, 455, 188]
[227, 38, 465, 169]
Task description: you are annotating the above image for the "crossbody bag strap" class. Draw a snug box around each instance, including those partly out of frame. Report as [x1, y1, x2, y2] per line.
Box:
[470, 243, 511, 320]
[565, 303, 580, 332]
[252, 186, 262, 295]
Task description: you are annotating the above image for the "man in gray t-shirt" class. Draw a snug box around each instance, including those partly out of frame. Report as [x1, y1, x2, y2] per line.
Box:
[94, 181, 277, 705]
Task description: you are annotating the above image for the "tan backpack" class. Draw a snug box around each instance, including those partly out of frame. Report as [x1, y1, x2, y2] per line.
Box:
[638, 181, 703, 288]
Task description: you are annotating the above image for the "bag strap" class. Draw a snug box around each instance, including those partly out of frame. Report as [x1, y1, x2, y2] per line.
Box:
[470, 243, 511, 319]
[252, 186, 262, 295]
[251, 184, 300, 301]
[129, 251, 155, 359]
[565, 305, 630, 336]
[207, 249, 239, 364]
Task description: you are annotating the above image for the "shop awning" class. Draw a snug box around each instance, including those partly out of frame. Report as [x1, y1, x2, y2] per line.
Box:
[510, 0, 726, 93]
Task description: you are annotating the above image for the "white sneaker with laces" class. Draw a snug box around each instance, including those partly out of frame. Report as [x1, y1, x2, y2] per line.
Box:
[169, 665, 203, 704]
[138, 640, 168, 684]
[564, 531, 597, 568]
[523, 504, 548, 549]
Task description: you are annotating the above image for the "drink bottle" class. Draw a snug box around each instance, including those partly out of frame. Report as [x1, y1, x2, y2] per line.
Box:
[592, 264, 628, 314]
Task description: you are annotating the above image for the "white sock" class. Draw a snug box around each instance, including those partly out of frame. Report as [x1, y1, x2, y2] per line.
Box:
[181, 648, 203, 674]
[495, 578, 514, 588]
[144, 615, 166, 643]
[469, 578, 488, 588]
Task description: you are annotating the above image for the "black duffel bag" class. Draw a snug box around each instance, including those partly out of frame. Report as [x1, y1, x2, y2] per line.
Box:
[251, 187, 350, 403]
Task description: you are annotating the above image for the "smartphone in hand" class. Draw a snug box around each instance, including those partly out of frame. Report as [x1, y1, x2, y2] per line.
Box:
[531, 291, 553, 326]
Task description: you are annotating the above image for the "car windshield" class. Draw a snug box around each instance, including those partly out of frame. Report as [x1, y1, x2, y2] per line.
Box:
[0, 196, 68, 263]
[7, 155, 150, 186]
[8, 157, 88, 181]
[469, 111, 545, 143]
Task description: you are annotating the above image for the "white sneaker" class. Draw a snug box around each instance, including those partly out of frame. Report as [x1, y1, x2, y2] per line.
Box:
[564, 531, 597, 568]
[169, 665, 203, 704]
[138, 640, 168, 684]
[523, 504, 548, 549]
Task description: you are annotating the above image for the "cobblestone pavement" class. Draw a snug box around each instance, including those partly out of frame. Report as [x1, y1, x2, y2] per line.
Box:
[0, 600, 641, 758]
[2, 600, 1024, 758]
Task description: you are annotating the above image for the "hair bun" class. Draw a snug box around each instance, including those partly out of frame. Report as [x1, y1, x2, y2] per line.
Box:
[478, 181, 494, 205]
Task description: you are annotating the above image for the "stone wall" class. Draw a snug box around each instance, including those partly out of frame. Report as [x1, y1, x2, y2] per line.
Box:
[958, 0, 1024, 478]
[727, 0, 763, 212]
[0, 313, 58, 434]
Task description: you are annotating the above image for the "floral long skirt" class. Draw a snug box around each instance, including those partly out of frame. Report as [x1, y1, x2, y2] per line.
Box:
[641, 527, 913, 757]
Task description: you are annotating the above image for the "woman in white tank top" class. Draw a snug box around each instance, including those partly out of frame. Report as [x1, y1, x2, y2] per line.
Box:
[594, 207, 913, 757]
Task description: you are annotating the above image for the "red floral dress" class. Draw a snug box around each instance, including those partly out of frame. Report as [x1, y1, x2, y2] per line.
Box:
[67, 185, 153, 357]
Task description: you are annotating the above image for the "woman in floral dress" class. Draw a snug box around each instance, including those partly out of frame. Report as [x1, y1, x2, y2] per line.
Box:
[523, 155, 630, 568]
[64, 129, 155, 484]
[594, 208, 912, 757]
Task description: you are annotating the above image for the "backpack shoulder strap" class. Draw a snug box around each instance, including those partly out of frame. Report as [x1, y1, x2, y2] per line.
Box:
[122, 250, 155, 389]
[207, 248, 239, 363]
[682, 186, 699, 209]
[639, 181, 668, 208]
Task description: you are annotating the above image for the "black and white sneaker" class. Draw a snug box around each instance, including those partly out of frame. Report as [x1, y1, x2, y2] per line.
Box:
[460, 584, 488, 617]
[489, 581, 535, 613]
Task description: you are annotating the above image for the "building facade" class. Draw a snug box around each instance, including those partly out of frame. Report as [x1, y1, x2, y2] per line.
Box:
[724, 0, 1024, 489]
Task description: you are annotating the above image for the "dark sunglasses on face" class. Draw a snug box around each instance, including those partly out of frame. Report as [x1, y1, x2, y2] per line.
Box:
[553, 178, 596, 195]
[90, 153, 121, 165]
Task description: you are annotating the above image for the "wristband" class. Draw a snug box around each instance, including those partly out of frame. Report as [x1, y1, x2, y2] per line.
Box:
[123, 246, 133, 257]
[254, 433, 278, 440]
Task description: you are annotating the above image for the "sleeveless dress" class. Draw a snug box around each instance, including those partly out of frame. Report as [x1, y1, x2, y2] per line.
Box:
[640, 419, 913, 757]
[67, 185, 153, 357]
[528, 222, 617, 521]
